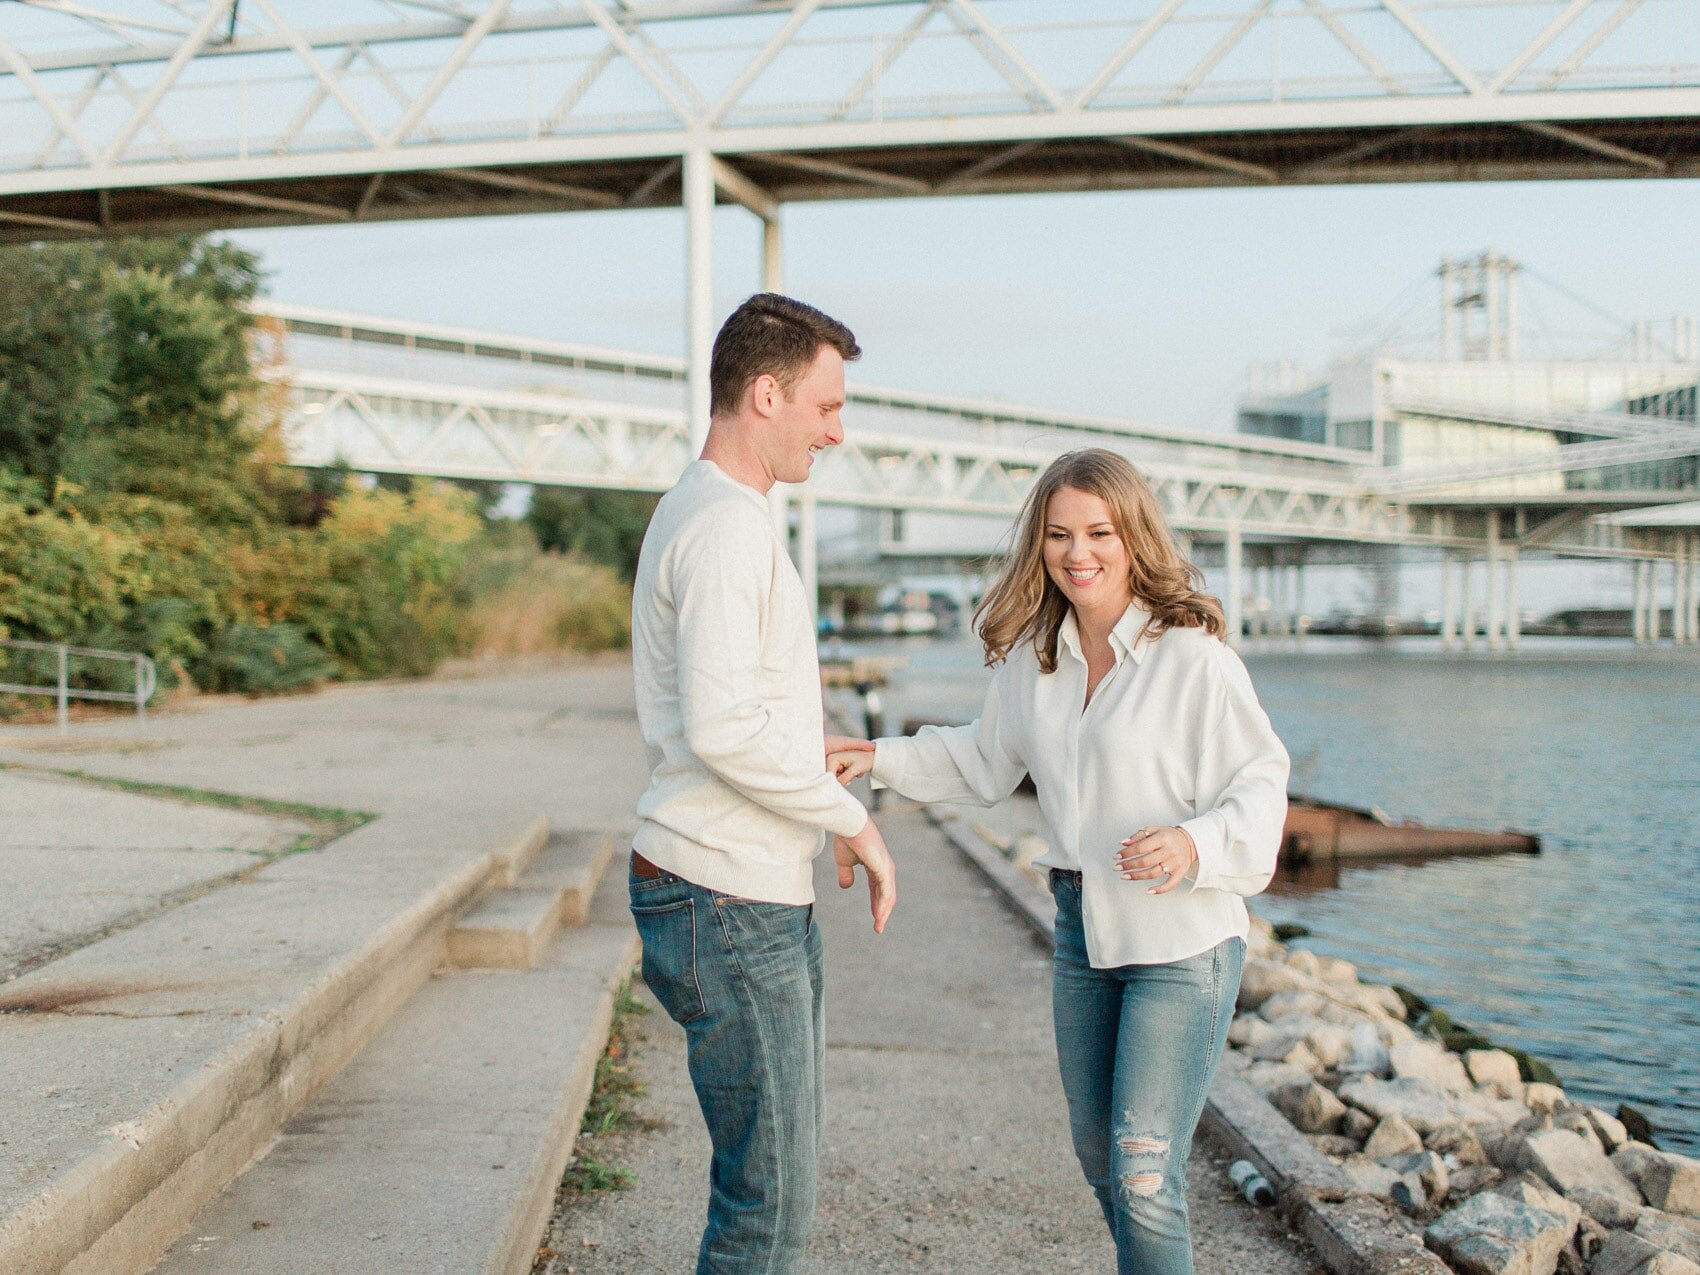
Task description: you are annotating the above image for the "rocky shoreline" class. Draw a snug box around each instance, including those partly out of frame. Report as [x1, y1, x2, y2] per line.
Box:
[1234, 916, 1700, 1275]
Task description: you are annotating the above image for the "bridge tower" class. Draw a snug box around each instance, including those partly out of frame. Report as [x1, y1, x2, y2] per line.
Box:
[1439, 253, 1521, 362]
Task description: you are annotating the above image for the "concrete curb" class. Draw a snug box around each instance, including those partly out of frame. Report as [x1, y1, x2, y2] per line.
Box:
[922, 805, 1450, 1275]
[0, 809, 548, 1275]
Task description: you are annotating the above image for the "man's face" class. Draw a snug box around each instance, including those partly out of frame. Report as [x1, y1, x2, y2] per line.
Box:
[762, 345, 846, 485]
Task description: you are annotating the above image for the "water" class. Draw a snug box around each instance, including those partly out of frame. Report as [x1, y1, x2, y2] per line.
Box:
[836, 634, 1700, 1154]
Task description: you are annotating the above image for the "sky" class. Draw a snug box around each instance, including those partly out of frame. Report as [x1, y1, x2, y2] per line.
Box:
[232, 174, 1700, 615]
[233, 176, 1700, 434]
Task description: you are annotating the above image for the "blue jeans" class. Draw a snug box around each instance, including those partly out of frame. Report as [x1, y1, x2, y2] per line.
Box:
[1049, 870, 1244, 1275]
[630, 865, 824, 1275]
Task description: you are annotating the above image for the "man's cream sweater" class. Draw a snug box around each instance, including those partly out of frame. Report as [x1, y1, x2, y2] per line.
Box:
[631, 461, 868, 904]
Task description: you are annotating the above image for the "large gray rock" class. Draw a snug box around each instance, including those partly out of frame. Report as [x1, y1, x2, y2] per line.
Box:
[1454, 1087, 1541, 1131]
[1239, 957, 1318, 1010]
[1386, 1149, 1450, 1201]
[1592, 1230, 1700, 1275]
[1636, 1211, 1700, 1264]
[1341, 1154, 1400, 1199]
[1342, 1107, 1378, 1141]
[1258, 989, 1329, 1021]
[1571, 1185, 1644, 1229]
[1426, 1191, 1574, 1275]
[1310, 1133, 1362, 1159]
[1340, 1076, 1457, 1134]
[1285, 947, 1325, 978]
[1361, 982, 1408, 1020]
[1466, 1049, 1525, 1097]
[1516, 1128, 1642, 1206]
[1245, 1060, 1316, 1096]
[1253, 1013, 1355, 1069]
[1428, 1122, 1490, 1166]
[1615, 1144, 1700, 1216]
[1263, 1038, 1324, 1075]
[1392, 1040, 1475, 1093]
[1314, 954, 1360, 985]
[1228, 1012, 1274, 1049]
[1524, 1083, 1567, 1115]
[1587, 1108, 1632, 1154]
[1272, 1079, 1349, 1134]
[1365, 1113, 1424, 1160]
[1555, 1110, 1605, 1153]
[1449, 1164, 1505, 1200]
[1377, 1016, 1423, 1049]
[1495, 1173, 1584, 1235]
[1341, 1020, 1392, 1078]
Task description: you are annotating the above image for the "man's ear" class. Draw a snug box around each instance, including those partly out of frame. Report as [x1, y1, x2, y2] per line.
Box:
[750, 372, 779, 419]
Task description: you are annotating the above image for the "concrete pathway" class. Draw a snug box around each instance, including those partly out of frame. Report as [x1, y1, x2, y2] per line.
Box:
[0, 769, 314, 980]
[541, 799, 1324, 1274]
[1, 660, 1322, 1272]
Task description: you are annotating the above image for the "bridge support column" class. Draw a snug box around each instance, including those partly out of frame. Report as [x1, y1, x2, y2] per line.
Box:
[798, 491, 818, 625]
[763, 216, 784, 294]
[1633, 560, 1649, 645]
[1650, 560, 1663, 644]
[1460, 556, 1476, 651]
[1671, 546, 1686, 646]
[1688, 537, 1700, 645]
[1291, 559, 1306, 643]
[1505, 548, 1521, 651]
[684, 147, 715, 455]
[1224, 523, 1243, 649]
[1441, 552, 1458, 650]
[1485, 516, 1503, 652]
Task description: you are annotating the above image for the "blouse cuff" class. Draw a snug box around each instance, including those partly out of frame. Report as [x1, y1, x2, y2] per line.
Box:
[1177, 812, 1226, 894]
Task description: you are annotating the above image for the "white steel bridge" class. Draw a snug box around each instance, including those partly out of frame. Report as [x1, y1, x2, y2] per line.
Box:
[263, 302, 1700, 649]
[5, 0, 1700, 444]
[4, 2, 1697, 645]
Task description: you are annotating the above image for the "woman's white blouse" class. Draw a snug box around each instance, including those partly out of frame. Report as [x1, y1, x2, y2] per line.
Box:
[871, 604, 1289, 969]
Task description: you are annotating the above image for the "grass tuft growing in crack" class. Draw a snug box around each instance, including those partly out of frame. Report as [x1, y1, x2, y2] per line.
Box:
[559, 978, 656, 1194]
[1, 762, 373, 853]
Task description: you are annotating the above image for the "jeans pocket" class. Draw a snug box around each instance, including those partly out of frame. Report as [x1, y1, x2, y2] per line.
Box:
[631, 897, 707, 1025]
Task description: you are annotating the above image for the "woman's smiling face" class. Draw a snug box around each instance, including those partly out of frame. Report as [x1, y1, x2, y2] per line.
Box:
[1042, 485, 1132, 620]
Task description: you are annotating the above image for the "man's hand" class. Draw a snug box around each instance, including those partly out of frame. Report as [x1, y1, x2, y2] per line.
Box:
[824, 734, 876, 785]
[834, 816, 896, 933]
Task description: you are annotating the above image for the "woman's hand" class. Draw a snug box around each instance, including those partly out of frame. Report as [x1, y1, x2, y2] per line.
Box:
[1115, 826, 1197, 895]
[828, 747, 876, 785]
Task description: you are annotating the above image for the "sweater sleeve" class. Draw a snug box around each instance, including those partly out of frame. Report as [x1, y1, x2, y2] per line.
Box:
[869, 659, 1027, 806]
[1177, 644, 1289, 897]
[672, 510, 868, 839]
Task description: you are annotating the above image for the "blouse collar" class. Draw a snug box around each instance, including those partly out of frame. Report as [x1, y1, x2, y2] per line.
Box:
[1058, 601, 1154, 669]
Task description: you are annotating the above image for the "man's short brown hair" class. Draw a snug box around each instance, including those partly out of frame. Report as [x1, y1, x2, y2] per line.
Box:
[710, 293, 860, 417]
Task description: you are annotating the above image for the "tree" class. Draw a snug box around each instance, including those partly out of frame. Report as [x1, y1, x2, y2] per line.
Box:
[526, 486, 659, 581]
[0, 243, 114, 486]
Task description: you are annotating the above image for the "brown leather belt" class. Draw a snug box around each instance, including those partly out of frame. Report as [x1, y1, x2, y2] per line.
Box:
[630, 850, 662, 879]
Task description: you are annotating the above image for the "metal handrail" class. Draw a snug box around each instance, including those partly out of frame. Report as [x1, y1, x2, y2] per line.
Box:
[0, 638, 157, 731]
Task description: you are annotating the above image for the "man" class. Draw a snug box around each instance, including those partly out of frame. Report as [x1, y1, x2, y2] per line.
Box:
[629, 293, 897, 1274]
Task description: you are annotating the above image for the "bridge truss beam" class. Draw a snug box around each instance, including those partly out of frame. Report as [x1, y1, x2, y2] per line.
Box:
[4, 1, 1700, 240]
[274, 366, 1693, 561]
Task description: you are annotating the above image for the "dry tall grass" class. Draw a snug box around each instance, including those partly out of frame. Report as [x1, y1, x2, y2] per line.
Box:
[468, 550, 630, 658]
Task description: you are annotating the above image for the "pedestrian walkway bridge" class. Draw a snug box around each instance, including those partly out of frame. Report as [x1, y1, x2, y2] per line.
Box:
[4, 1, 1699, 242]
[261, 300, 1700, 648]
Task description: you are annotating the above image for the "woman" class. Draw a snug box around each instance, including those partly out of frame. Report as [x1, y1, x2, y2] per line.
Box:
[829, 448, 1288, 1275]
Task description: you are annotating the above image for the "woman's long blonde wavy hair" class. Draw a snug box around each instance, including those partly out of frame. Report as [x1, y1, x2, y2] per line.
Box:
[976, 449, 1226, 672]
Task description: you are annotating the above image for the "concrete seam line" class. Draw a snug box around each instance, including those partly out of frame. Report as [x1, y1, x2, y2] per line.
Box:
[929, 808, 1448, 1275]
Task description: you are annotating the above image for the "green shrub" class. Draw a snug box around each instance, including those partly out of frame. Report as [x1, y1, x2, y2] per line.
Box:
[194, 623, 333, 695]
